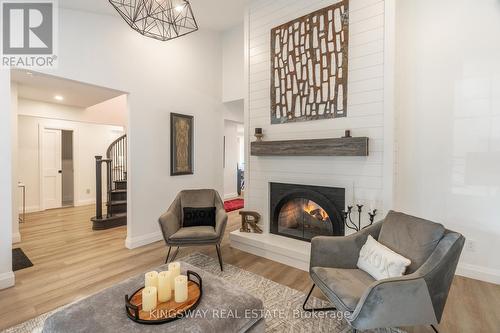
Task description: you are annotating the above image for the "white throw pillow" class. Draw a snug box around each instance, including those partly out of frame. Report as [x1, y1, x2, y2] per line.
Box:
[357, 235, 411, 280]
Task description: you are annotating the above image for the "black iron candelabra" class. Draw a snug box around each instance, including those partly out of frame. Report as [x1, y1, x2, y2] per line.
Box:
[342, 205, 377, 232]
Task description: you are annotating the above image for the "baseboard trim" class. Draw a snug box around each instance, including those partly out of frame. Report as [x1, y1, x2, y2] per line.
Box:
[224, 193, 239, 200]
[456, 263, 500, 285]
[126, 231, 163, 249]
[20, 200, 104, 212]
[76, 199, 97, 206]
[12, 232, 21, 244]
[0, 271, 15, 290]
[19, 205, 40, 213]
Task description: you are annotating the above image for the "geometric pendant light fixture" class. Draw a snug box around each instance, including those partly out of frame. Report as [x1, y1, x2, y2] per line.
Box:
[108, 0, 198, 41]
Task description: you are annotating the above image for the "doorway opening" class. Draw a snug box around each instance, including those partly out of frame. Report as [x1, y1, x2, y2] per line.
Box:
[223, 119, 245, 200]
[40, 128, 75, 210]
[61, 130, 74, 207]
[12, 69, 128, 225]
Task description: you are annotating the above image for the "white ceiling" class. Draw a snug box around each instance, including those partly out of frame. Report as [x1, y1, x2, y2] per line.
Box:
[60, 0, 248, 32]
[11, 69, 125, 108]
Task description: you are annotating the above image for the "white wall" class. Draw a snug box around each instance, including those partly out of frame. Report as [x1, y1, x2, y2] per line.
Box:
[223, 99, 244, 123]
[0, 70, 15, 289]
[245, 0, 387, 235]
[18, 110, 125, 212]
[11, 84, 20, 244]
[396, 0, 500, 284]
[18, 96, 127, 127]
[222, 24, 245, 102]
[224, 120, 243, 199]
[31, 8, 225, 249]
[85, 95, 128, 127]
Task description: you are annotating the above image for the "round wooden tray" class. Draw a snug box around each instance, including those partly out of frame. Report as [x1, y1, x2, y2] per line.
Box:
[125, 270, 202, 325]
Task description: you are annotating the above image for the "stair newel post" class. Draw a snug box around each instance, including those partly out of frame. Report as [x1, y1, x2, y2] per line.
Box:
[95, 156, 103, 220]
[106, 159, 112, 218]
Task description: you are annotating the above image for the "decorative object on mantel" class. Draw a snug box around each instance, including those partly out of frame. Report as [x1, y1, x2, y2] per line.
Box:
[254, 128, 264, 141]
[342, 129, 351, 138]
[251, 136, 368, 156]
[239, 211, 263, 234]
[109, 0, 198, 42]
[170, 113, 194, 176]
[342, 204, 377, 232]
[125, 270, 202, 324]
[270, 1, 349, 124]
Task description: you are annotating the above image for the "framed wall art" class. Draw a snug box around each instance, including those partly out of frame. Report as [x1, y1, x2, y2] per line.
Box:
[170, 113, 194, 176]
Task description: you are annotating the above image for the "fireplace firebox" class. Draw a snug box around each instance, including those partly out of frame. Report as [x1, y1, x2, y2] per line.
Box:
[270, 183, 345, 242]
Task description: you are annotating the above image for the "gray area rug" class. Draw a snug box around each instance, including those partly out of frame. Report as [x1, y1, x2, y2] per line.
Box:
[2, 252, 404, 333]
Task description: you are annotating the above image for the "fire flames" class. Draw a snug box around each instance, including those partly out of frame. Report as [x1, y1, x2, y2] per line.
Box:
[303, 201, 329, 221]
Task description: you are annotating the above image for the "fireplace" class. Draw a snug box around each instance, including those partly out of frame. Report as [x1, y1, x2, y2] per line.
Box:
[270, 183, 345, 242]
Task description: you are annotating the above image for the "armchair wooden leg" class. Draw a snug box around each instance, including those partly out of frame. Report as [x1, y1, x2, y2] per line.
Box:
[430, 324, 439, 333]
[215, 244, 224, 271]
[168, 246, 180, 263]
[302, 284, 336, 312]
[164, 246, 172, 264]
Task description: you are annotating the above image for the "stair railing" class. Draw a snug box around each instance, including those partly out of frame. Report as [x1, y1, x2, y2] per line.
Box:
[106, 134, 127, 190]
[94, 134, 127, 220]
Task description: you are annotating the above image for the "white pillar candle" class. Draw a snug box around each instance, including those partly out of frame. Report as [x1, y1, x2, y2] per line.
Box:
[157, 271, 172, 302]
[174, 275, 188, 303]
[142, 286, 157, 312]
[168, 262, 181, 289]
[145, 271, 159, 289]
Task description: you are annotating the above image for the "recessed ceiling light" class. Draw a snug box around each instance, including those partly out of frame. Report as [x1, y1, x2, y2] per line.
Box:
[54, 95, 64, 101]
[175, 4, 185, 12]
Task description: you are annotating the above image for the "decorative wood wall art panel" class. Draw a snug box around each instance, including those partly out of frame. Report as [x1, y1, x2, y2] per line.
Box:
[170, 113, 194, 176]
[270, 1, 349, 124]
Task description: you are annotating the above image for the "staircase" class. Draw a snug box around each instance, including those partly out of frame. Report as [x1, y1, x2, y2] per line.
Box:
[91, 135, 127, 230]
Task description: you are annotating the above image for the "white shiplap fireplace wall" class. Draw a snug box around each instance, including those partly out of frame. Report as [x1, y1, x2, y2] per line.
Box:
[230, 0, 394, 270]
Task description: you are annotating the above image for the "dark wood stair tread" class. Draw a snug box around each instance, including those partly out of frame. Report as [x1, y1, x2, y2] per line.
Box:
[91, 212, 126, 221]
[91, 213, 126, 230]
[108, 200, 126, 206]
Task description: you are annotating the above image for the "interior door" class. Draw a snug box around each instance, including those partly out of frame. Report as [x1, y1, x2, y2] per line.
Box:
[42, 129, 62, 210]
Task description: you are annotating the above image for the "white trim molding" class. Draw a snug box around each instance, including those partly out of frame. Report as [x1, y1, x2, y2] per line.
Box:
[76, 198, 97, 206]
[0, 271, 15, 290]
[383, 0, 396, 212]
[224, 193, 239, 200]
[457, 263, 500, 285]
[12, 232, 21, 244]
[242, 5, 250, 209]
[125, 231, 163, 249]
[21, 205, 40, 213]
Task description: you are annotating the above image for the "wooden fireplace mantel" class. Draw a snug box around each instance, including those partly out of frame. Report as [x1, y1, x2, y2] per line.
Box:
[250, 137, 369, 157]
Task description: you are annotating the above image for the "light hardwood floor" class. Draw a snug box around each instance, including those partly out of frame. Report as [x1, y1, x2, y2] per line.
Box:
[1, 205, 499, 332]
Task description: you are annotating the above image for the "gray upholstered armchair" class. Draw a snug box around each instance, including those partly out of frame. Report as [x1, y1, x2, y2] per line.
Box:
[158, 189, 228, 270]
[304, 211, 465, 333]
